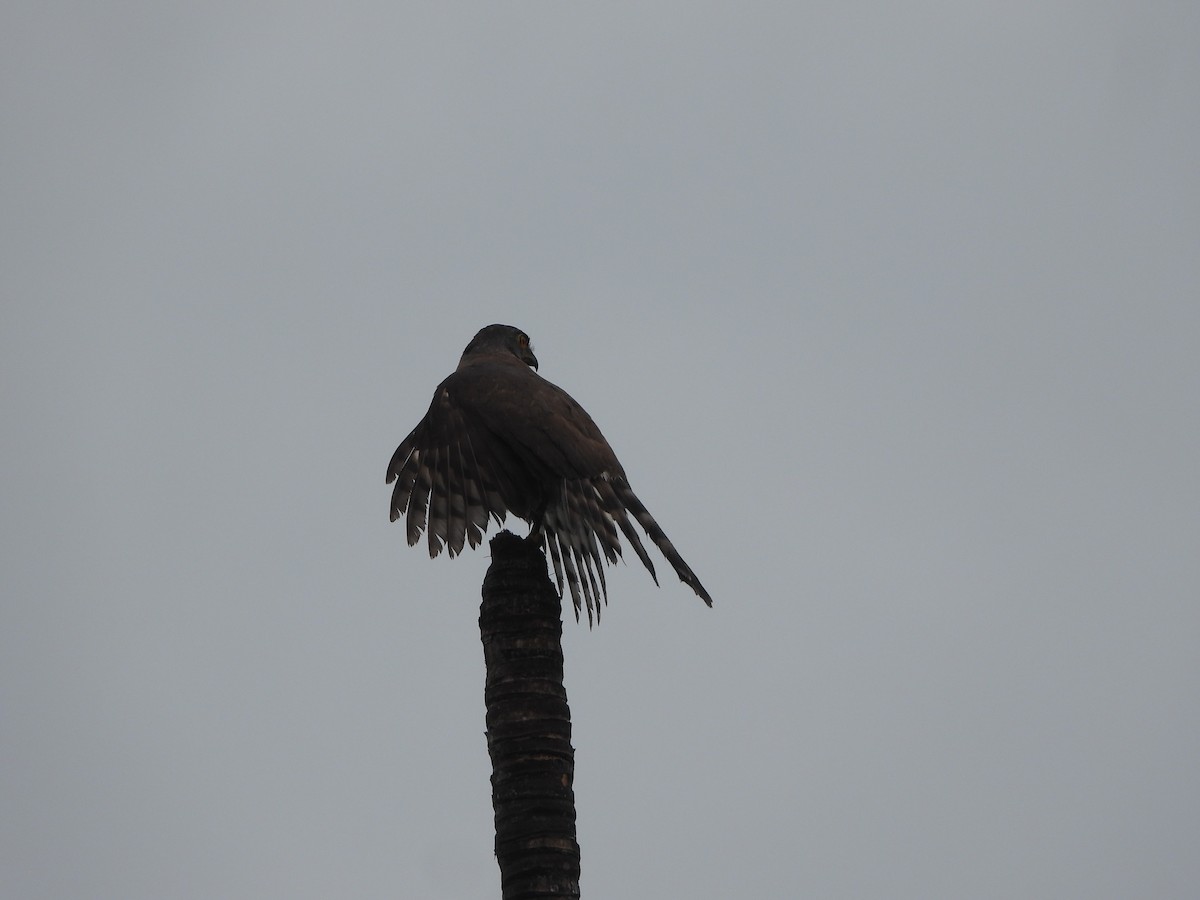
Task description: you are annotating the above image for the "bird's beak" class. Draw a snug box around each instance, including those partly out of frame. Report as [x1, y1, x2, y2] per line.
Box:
[525, 350, 539, 371]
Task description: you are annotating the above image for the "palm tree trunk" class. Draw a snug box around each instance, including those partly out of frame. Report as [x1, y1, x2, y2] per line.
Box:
[479, 531, 581, 899]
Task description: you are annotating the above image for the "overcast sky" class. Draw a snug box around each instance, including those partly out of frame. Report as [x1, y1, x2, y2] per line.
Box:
[3, 3, 1198, 898]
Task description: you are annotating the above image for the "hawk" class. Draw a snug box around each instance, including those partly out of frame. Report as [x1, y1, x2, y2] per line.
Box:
[386, 324, 712, 622]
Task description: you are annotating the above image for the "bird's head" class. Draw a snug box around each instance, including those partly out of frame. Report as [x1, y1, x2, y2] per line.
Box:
[462, 324, 539, 370]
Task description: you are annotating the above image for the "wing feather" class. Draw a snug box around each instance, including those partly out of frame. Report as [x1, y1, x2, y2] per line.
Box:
[444, 441, 468, 557]
[406, 449, 432, 548]
[594, 478, 657, 582]
[426, 446, 449, 558]
[612, 478, 712, 606]
[543, 530, 567, 599]
[387, 440, 419, 522]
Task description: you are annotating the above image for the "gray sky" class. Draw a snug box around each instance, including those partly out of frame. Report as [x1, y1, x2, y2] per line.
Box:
[3, 3, 1198, 898]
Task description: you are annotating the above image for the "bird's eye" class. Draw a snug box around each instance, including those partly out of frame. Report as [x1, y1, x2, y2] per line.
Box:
[518, 334, 528, 347]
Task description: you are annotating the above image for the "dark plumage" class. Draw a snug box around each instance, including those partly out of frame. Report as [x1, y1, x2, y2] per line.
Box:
[386, 324, 712, 622]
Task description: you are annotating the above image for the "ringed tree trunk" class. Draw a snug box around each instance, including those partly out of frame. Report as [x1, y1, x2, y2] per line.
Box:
[479, 531, 581, 899]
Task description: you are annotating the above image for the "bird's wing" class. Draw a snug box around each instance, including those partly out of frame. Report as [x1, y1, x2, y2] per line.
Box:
[387, 372, 519, 558]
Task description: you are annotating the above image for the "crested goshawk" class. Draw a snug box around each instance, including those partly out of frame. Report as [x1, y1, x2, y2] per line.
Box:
[386, 324, 712, 621]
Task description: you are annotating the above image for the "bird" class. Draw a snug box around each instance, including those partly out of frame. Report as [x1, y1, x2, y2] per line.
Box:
[386, 324, 712, 622]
